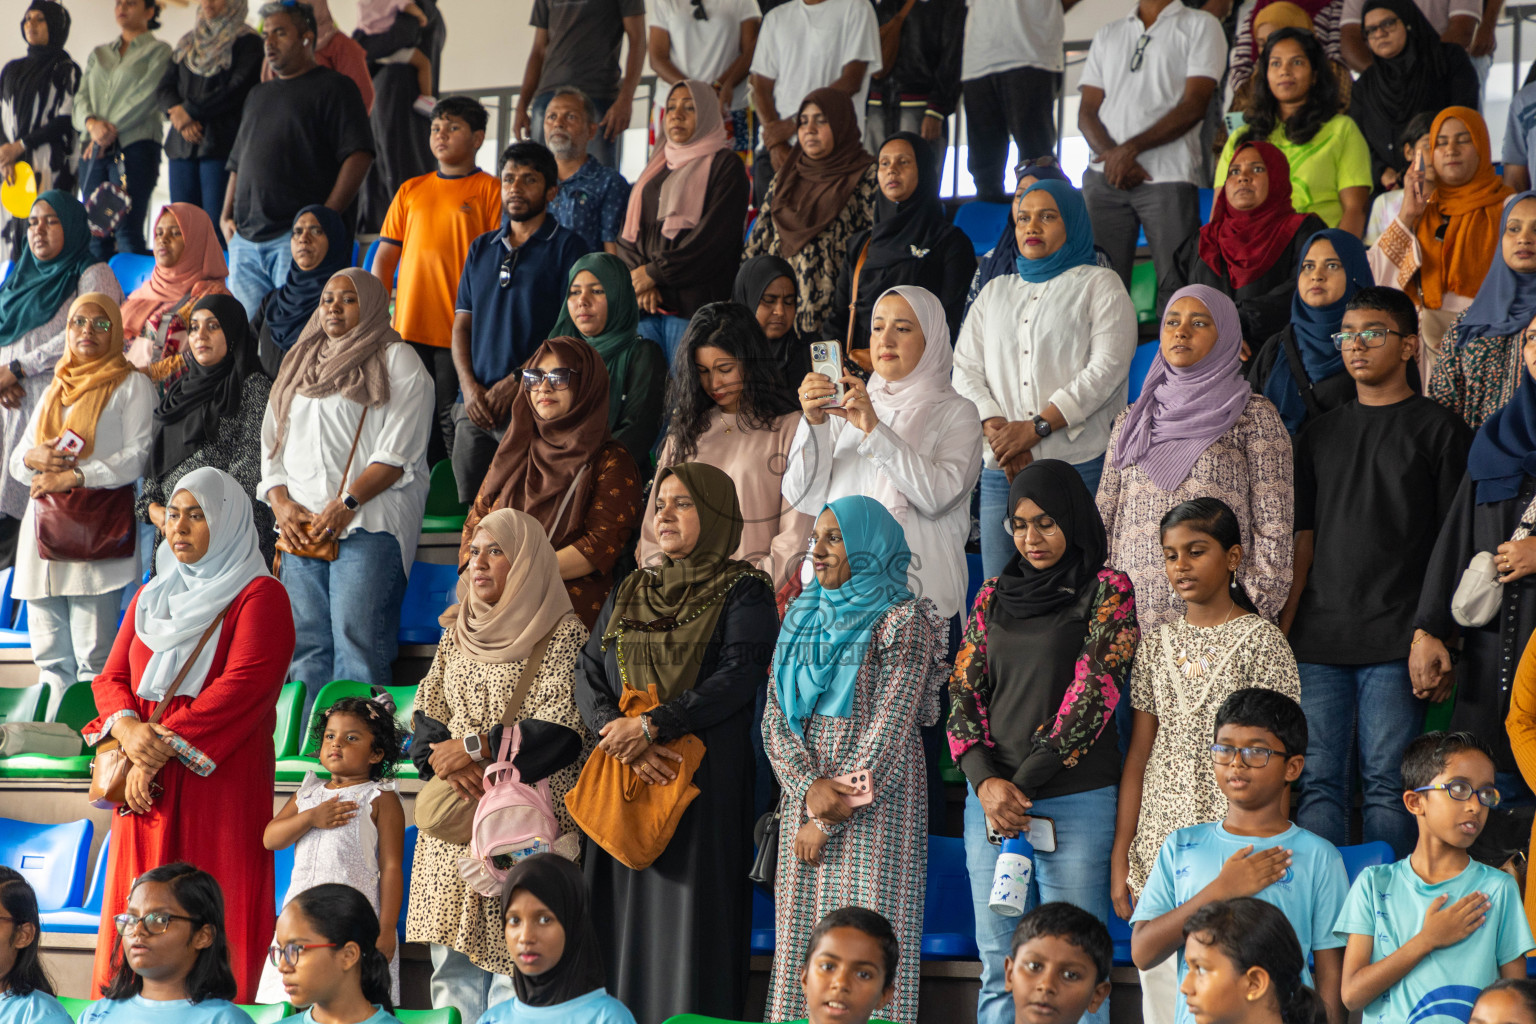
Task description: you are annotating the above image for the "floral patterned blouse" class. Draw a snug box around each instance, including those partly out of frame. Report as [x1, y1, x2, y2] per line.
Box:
[947, 569, 1139, 800]
[1427, 309, 1523, 430]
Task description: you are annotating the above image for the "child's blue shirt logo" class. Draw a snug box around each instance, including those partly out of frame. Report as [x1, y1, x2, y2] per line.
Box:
[1405, 984, 1480, 1024]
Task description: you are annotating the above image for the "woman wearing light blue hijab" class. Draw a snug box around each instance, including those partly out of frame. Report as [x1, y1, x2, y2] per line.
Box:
[763, 494, 947, 1024]
[954, 178, 1139, 580]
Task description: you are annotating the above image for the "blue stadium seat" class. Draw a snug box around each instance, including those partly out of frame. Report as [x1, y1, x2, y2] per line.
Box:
[1338, 841, 1393, 885]
[1108, 912, 1133, 966]
[361, 239, 399, 286]
[0, 261, 11, 284]
[922, 835, 979, 959]
[40, 834, 108, 932]
[274, 840, 294, 915]
[1127, 341, 1160, 403]
[398, 825, 417, 941]
[965, 552, 983, 615]
[398, 561, 461, 645]
[954, 201, 1011, 256]
[0, 567, 28, 648]
[0, 818, 92, 911]
[108, 253, 155, 294]
[750, 885, 774, 955]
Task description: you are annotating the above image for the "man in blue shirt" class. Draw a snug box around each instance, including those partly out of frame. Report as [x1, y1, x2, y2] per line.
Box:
[544, 87, 631, 254]
[450, 141, 590, 502]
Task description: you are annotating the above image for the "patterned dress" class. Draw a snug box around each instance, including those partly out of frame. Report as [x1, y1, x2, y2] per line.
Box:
[1427, 309, 1523, 430]
[403, 619, 591, 975]
[1124, 614, 1301, 895]
[743, 165, 879, 337]
[763, 598, 948, 1024]
[1097, 393, 1294, 633]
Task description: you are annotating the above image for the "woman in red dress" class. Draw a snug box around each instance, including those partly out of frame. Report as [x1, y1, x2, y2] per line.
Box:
[83, 465, 294, 1001]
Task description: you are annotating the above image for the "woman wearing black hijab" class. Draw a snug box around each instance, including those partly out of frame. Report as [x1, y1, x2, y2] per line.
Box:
[498, 854, 632, 1020]
[822, 131, 975, 372]
[1349, 0, 1478, 193]
[138, 293, 274, 563]
[733, 254, 811, 384]
[946, 458, 1137, 1024]
[0, 2, 80, 260]
[251, 205, 353, 378]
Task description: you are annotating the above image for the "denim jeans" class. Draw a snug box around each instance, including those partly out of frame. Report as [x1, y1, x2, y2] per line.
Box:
[228, 231, 295, 318]
[80, 140, 160, 262]
[29, 590, 124, 695]
[283, 529, 407, 724]
[429, 943, 515, 1024]
[637, 313, 690, 369]
[528, 90, 618, 168]
[1296, 660, 1423, 856]
[964, 783, 1117, 1024]
[167, 157, 231, 246]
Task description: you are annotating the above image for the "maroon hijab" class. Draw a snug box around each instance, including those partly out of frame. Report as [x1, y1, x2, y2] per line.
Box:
[1198, 140, 1309, 290]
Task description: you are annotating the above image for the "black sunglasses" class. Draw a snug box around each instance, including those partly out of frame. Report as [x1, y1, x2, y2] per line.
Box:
[690, 0, 708, 19]
[522, 367, 579, 391]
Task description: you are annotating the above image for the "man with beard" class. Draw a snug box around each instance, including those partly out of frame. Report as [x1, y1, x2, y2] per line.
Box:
[544, 87, 632, 254]
[449, 141, 591, 500]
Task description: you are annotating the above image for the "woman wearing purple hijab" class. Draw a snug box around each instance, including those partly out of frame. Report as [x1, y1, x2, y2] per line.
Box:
[1095, 284, 1294, 633]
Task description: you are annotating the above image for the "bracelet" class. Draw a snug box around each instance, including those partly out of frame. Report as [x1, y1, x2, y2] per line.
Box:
[640, 714, 653, 744]
[72, 468, 84, 488]
[1411, 632, 1428, 648]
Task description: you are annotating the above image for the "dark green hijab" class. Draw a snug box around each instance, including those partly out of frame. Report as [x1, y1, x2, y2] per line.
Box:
[0, 191, 94, 343]
[549, 252, 642, 426]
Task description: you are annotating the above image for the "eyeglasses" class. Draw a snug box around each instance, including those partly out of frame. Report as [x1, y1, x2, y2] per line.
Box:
[1129, 33, 1152, 73]
[522, 367, 578, 391]
[1364, 15, 1401, 37]
[68, 316, 112, 334]
[1210, 743, 1290, 768]
[113, 911, 199, 936]
[1003, 514, 1060, 537]
[1414, 780, 1502, 807]
[267, 941, 339, 969]
[690, 0, 708, 20]
[1330, 329, 1403, 350]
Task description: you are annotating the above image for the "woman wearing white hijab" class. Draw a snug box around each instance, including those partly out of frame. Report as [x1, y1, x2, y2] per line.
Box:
[786, 284, 984, 626]
[82, 466, 295, 1001]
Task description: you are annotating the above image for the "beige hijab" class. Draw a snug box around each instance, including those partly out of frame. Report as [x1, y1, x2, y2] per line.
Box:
[441, 508, 577, 663]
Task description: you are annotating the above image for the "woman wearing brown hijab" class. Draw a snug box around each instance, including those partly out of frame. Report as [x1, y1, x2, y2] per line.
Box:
[462, 336, 643, 629]
[742, 87, 878, 338]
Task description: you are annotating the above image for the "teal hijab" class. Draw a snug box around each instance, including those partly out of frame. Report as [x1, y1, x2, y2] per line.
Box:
[773, 495, 915, 739]
[1013, 179, 1096, 284]
[548, 252, 642, 425]
[0, 191, 94, 343]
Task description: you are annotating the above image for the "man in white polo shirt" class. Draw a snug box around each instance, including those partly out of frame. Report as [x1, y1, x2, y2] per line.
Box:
[1078, 0, 1225, 328]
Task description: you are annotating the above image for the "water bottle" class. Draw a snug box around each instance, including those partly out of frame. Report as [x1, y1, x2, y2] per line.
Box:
[988, 834, 1034, 917]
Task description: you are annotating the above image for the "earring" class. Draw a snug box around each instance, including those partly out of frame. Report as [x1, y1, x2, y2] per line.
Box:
[1229, 576, 1238, 589]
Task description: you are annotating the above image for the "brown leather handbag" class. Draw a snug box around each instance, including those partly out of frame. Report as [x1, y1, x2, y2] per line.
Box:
[88, 604, 231, 810]
[275, 410, 366, 564]
[35, 484, 135, 562]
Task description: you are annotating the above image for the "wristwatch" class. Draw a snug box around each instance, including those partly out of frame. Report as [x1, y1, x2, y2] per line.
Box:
[342, 493, 361, 511]
[8, 360, 22, 380]
[1032, 415, 1053, 439]
[463, 732, 483, 760]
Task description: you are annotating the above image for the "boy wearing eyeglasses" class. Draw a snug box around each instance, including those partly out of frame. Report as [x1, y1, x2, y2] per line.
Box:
[1129, 688, 1349, 1024]
[1334, 731, 1535, 1023]
[1281, 285, 1472, 858]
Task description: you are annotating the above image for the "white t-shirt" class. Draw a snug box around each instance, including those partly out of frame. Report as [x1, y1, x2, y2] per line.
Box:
[1078, 2, 1228, 186]
[1339, 0, 1479, 33]
[750, 0, 882, 132]
[962, 0, 1066, 79]
[650, 0, 761, 110]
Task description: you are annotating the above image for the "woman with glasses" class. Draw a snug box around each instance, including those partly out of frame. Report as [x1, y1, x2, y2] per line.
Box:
[259, 268, 432, 719]
[251, 206, 352, 380]
[1426, 193, 1536, 430]
[1247, 228, 1376, 435]
[0, 193, 120, 570]
[947, 461, 1137, 1024]
[9, 293, 151, 698]
[462, 336, 642, 628]
[82, 469, 292, 1001]
[120, 204, 232, 370]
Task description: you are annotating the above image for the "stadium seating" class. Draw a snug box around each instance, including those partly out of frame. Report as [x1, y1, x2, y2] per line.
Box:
[0, 817, 91, 911]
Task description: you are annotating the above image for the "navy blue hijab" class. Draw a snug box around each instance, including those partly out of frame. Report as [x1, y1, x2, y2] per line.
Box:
[1469, 365, 1536, 503]
[260, 205, 351, 353]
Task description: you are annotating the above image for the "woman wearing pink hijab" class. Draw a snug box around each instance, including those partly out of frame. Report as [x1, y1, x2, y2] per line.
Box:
[616, 78, 750, 364]
[1096, 283, 1294, 633]
[120, 202, 231, 370]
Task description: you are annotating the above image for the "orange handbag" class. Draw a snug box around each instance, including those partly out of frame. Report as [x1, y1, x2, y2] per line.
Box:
[564, 685, 706, 871]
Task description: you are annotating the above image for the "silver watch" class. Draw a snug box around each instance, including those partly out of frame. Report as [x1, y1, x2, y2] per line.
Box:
[463, 732, 483, 759]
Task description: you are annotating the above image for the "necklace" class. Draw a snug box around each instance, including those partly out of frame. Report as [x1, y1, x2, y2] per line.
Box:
[1174, 597, 1238, 680]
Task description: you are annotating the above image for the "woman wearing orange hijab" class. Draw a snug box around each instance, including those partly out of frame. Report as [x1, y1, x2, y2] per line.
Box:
[120, 203, 231, 370]
[1368, 106, 1512, 384]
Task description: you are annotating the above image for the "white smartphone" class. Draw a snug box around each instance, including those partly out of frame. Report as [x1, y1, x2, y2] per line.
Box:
[54, 429, 84, 455]
[986, 814, 1058, 853]
[809, 340, 845, 407]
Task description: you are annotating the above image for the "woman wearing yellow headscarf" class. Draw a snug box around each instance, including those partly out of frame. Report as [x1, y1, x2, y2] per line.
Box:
[7, 292, 151, 695]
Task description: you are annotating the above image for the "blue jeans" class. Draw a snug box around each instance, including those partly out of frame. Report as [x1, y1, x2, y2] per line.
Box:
[964, 783, 1116, 1024]
[228, 231, 294, 318]
[167, 157, 231, 245]
[80, 140, 160, 262]
[637, 313, 690, 369]
[429, 943, 515, 1024]
[1296, 660, 1423, 856]
[528, 90, 618, 168]
[282, 529, 407, 724]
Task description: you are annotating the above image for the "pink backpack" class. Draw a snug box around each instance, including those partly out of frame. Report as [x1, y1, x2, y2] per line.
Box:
[456, 723, 567, 896]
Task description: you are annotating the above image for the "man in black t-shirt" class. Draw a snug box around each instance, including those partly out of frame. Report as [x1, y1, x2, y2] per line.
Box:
[1283, 285, 1472, 858]
[222, 1, 375, 316]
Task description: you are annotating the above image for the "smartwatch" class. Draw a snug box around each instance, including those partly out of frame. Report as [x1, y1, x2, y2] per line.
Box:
[463, 732, 483, 760]
[342, 493, 361, 511]
[7, 360, 22, 380]
[1032, 415, 1053, 439]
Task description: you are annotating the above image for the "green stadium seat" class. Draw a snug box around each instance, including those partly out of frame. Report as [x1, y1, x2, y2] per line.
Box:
[273, 681, 305, 757]
[421, 459, 469, 534]
[0, 680, 94, 779]
[1130, 260, 1158, 326]
[275, 682, 418, 782]
[397, 1010, 463, 1024]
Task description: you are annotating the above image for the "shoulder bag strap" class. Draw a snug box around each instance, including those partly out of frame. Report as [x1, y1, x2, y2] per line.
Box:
[146, 604, 233, 724]
[1513, 491, 1536, 543]
[1279, 329, 1323, 418]
[335, 408, 368, 502]
[499, 621, 561, 727]
[846, 239, 871, 355]
[548, 464, 590, 540]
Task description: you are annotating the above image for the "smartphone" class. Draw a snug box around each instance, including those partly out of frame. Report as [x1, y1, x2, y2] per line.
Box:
[832, 769, 873, 808]
[809, 341, 845, 407]
[1222, 111, 1247, 134]
[54, 429, 84, 455]
[986, 814, 1058, 853]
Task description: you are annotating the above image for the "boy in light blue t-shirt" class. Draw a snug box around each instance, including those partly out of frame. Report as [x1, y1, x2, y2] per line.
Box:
[1334, 731, 1536, 1024]
[1130, 688, 1348, 1024]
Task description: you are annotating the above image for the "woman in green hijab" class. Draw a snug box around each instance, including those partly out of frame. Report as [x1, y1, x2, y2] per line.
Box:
[548, 251, 667, 472]
[0, 190, 121, 563]
[571, 462, 777, 1024]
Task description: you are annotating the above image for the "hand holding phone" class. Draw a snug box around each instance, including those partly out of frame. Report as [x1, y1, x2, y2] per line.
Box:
[55, 429, 84, 455]
[808, 342, 845, 408]
[831, 769, 873, 809]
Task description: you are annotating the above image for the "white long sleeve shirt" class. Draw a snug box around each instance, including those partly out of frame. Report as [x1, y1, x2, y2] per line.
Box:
[782, 397, 982, 620]
[953, 264, 1137, 471]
